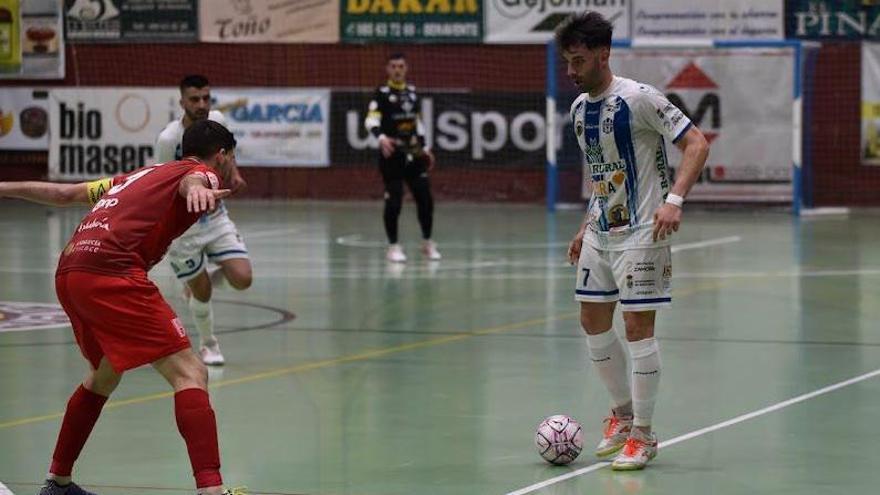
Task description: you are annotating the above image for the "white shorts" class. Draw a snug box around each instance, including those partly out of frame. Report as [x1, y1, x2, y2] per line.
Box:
[574, 242, 672, 311]
[167, 207, 249, 282]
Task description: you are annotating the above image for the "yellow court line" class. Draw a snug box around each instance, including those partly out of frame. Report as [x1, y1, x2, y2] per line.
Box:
[0, 279, 727, 431]
[0, 313, 577, 431]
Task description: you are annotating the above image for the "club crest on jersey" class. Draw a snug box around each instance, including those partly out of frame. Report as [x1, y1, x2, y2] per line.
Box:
[584, 138, 603, 164]
[575, 120, 583, 137]
[604, 98, 621, 113]
[608, 204, 630, 228]
[602, 117, 613, 134]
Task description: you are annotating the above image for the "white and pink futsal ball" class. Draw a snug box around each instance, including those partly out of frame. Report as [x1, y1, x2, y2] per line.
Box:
[535, 414, 584, 465]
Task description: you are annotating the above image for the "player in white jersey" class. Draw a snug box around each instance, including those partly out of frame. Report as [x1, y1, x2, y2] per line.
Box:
[556, 12, 710, 470]
[155, 75, 252, 366]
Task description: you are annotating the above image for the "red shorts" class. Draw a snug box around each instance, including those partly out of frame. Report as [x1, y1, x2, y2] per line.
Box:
[55, 270, 192, 373]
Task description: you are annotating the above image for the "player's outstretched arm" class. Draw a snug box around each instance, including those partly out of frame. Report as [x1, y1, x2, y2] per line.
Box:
[0, 181, 91, 206]
[178, 173, 231, 213]
[652, 126, 710, 242]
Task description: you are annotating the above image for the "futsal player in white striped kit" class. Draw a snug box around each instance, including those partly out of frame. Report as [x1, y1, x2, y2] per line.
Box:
[556, 12, 710, 470]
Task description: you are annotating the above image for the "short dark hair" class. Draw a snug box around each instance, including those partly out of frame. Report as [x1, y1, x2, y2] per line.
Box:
[387, 52, 406, 62]
[554, 11, 613, 51]
[179, 74, 210, 94]
[181, 120, 236, 159]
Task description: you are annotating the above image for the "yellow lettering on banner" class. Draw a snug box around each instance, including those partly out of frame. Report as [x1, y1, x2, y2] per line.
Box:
[426, 0, 451, 14]
[347, 0, 370, 14]
[371, 0, 395, 14]
[348, 0, 476, 15]
[455, 0, 478, 13]
[399, 0, 423, 13]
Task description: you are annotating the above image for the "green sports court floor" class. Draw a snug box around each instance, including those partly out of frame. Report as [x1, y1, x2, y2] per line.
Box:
[1, 200, 879, 495]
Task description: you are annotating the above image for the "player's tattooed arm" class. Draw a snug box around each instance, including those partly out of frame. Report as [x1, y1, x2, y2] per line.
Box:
[0, 181, 92, 206]
[178, 173, 231, 213]
[653, 126, 710, 242]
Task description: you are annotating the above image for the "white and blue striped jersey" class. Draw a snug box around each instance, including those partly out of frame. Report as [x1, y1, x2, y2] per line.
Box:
[155, 110, 228, 164]
[571, 76, 691, 251]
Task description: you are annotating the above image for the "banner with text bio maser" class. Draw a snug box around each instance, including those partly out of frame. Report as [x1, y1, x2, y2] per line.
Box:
[49, 88, 178, 181]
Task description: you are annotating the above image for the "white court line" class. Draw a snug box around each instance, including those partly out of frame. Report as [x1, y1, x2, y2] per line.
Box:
[336, 234, 569, 249]
[241, 227, 302, 239]
[0, 481, 15, 495]
[670, 235, 741, 253]
[336, 234, 740, 251]
[505, 367, 880, 495]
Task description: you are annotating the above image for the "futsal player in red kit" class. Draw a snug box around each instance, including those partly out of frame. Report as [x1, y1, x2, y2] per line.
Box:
[0, 120, 240, 495]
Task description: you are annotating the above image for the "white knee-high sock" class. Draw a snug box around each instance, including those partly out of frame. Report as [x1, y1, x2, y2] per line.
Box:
[586, 328, 632, 410]
[188, 297, 215, 345]
[629, 337, 661, 428]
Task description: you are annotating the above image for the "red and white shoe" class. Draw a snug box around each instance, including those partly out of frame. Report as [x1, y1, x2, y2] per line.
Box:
[611, 429, 658, 471]
[595, 413, 633, 458]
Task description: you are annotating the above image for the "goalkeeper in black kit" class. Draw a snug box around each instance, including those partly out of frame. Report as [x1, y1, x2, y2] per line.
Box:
[365, 52, 441, 263]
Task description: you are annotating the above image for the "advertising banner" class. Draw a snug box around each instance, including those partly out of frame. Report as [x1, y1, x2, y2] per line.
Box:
[787, 0, 880, 39]
[213, 88, 330, 167]
[341, 0, 482, 43]
[0, 0, 64, 79]
[200, 0, 339, 43]
[0, 88, 50, 150]
[332, 90, 562, 167]
[485, 0, 629, 43]
[633, 0, 783, 39]
[862, 42, 880, 165]
[49, 88, 179, 180]
[610, 48, 794, 198]
[64, 0, 198, 42]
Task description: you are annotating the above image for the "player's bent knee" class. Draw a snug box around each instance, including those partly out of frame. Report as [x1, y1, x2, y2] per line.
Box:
[622, 311, 656, 341]
[221, 260, 252, 290]
[579, 302, 615, 335]
[85, 357, 122, 396]
[155, 349, 209, 391]
[85, 370, 121, 396]
[229, 274, 252, 290]
[177, 361, 208, 391]
[228, 268, 252, 290]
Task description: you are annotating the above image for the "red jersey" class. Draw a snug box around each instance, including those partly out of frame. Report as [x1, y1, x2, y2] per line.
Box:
[57, 159, 222, 276]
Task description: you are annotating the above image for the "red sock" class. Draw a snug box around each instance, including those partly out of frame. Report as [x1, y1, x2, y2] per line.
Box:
[50, 385, 108, 476]
[175, 388, 223, 488]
